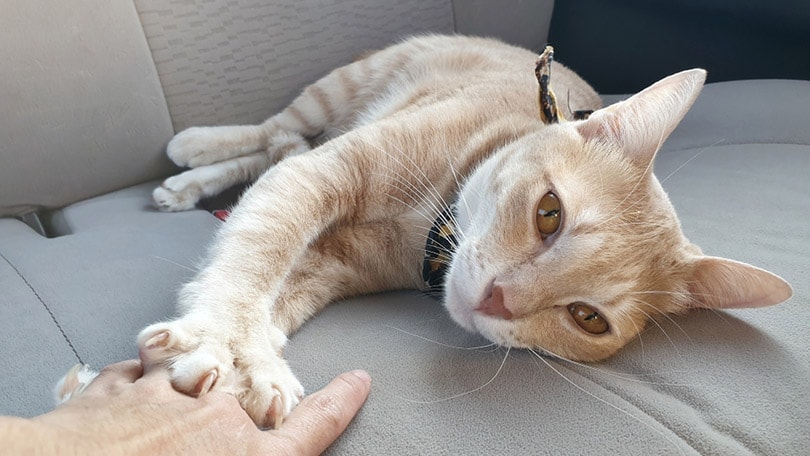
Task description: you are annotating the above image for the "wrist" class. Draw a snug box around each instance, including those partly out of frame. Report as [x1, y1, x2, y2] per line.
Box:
[1, 415, 71, 454]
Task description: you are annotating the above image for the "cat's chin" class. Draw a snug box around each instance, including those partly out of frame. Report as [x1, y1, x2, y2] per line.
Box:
[442, 274, 478, 333]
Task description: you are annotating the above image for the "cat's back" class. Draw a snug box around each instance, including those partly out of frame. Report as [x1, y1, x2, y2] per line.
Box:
[363, 34, 601, 121]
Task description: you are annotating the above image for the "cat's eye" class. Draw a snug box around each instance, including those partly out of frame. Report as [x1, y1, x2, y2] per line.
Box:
[567, 303, 609, 335]
[536, 192, 562, 239]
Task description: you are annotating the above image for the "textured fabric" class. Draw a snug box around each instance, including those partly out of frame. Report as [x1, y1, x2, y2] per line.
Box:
[0, 249, 80, 416]
[0, 0, 175, 217]
[1, 79, 807, 453]
[0, 183, 220, 416]
[452, 0, 554, 51]
[134, 0, 455, 131]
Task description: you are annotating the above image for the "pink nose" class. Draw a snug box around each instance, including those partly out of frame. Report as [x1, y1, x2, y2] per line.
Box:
[475, 284, 513, 320]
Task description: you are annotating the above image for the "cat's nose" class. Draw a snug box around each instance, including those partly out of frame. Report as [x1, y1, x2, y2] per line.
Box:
[475, 284, 513, 320]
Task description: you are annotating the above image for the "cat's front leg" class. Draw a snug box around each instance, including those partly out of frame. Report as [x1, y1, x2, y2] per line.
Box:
[140, 150, 360, 427]
[137, 305, 304, 427]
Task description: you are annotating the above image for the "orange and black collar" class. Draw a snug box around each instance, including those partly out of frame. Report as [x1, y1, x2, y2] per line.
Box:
[422, 204, 458, 297]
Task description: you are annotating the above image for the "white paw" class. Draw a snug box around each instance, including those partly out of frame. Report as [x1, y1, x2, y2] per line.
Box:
[137, 320, 304, 428]
[152, 175, 200, 212]
[166, 127, 222, 168]
[54, 364, 98, 405]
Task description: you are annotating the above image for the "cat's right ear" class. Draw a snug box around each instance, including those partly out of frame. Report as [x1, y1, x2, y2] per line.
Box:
[576, 69, 706, 170]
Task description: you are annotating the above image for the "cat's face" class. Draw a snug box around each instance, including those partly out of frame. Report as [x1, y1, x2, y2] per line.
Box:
[443, 69, 792, 361]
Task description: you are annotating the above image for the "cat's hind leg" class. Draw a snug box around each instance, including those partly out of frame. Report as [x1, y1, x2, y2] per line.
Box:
[153, 131, 308, 211]
[156, 60, 370, 210]
[166, 56, 371, 170]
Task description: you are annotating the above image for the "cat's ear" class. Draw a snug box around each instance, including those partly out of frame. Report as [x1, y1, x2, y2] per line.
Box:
[686, 256, 793, 309]
[577, 69, 706, 169]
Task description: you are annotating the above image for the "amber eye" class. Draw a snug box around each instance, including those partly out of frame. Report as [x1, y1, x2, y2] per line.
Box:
[536, 192, 562, 239]
[567, 303, 609, 335]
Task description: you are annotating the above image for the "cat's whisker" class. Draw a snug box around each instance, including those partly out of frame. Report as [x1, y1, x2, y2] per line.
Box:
[529, 347, 688, 387]
[588, 125, 671, 231]
[375, 172, 450, 229]
[377, 140, 454, 214]
[445, 158, 478, 239]
[387, 173, 449, 231]
[528, 349, 686, 455]
[613, 305, 645, 360]
[633, 298, 694, 343]
[632, 305, 687, 362]
[397, 347, 511, 404]
[379, 190, 436, 228]
[627, 290, 691, 299]
[372, 168, 439, 215]
[703, 307, 731, 324]
[151, 255, 198, 273]
[383, 325, 497, 351]
[363, 139, 448, 217]
[659, 139, 725, 184]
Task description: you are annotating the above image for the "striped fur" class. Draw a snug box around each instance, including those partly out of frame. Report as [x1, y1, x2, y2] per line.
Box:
[130, 35, 791, 427]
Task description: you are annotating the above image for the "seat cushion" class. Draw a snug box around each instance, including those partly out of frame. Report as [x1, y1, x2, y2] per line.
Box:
[1, 80, 807, 454]
[0, 182, 219, 415]
[0, 0, 174, 217]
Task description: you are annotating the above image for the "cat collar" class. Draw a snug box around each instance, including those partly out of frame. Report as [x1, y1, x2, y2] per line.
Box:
[422, 204, 458, 297]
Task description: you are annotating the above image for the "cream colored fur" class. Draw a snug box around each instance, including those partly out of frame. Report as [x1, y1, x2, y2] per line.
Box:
[79, 35, 792, 427]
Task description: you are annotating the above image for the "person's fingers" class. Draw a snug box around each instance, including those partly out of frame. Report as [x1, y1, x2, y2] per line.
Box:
[267, 370, 371, 455]
[80, 359, 143, 395]
[139, 362, 172, 383]
[85, 360, 143, 390]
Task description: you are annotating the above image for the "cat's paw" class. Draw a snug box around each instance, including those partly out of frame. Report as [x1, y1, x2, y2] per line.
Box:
[167, 126, 264, 168]
[137, 320, 304, 428]
[167, 127, 224, 168]
[152, 174, 201, 212]
[54, 364, 98, 405]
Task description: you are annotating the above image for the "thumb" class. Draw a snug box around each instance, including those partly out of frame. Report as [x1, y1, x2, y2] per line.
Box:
[266, 370, 371, 455]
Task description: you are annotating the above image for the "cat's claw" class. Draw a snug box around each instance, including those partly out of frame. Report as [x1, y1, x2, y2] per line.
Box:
[194, 370, 218, 397]
[137, 321, 304, 428]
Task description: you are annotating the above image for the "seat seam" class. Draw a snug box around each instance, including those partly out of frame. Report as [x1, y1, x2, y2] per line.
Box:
[539, 358, 701, 455]
[0, 251, 84, 364]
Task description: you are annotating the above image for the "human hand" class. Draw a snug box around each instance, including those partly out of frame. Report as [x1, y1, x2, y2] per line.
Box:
[32, 360, 371, 455]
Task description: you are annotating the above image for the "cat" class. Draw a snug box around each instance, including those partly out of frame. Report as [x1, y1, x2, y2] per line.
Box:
[57, 35, 792, 428]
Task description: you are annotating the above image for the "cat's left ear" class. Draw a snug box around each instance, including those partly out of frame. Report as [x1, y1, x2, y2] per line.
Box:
[577, 69, 706, 169]
[686, 256, 793, 309]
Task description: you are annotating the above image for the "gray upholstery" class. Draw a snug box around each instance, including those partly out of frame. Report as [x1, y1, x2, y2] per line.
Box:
[0, 0, 174, 217]
[135, 0, 456, 130]
[1, 1, 808, 454]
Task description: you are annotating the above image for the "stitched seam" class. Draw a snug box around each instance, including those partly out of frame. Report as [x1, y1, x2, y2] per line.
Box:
[539, 359, 700, 455]
[0, 251, 83, 364]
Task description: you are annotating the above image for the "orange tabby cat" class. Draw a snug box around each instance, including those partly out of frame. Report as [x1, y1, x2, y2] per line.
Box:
[72, 35, 794, 428]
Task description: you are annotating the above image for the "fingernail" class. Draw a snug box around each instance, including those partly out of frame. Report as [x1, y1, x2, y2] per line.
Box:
[349, 369, 371, 385]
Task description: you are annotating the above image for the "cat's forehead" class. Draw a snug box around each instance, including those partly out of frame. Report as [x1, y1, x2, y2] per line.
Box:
[495, 129, 650, 209]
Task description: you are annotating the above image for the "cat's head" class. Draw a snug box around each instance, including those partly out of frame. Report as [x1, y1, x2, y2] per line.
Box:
[444, 69, 792, 362]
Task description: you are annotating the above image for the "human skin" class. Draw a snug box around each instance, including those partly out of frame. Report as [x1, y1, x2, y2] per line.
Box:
[0, 360, 371, 455]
